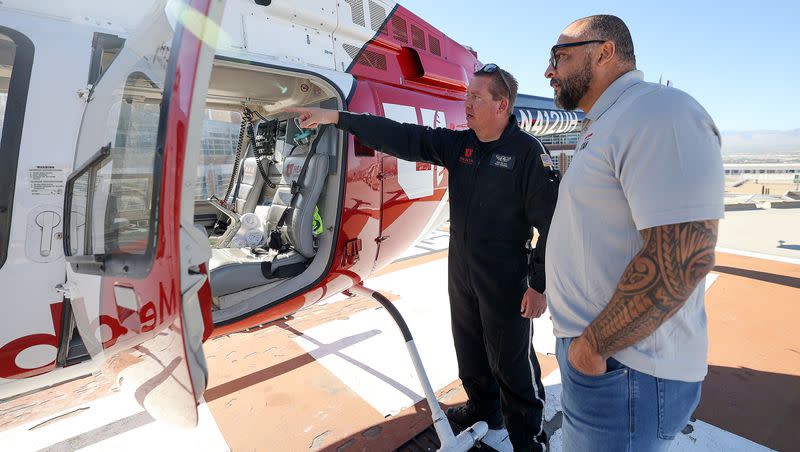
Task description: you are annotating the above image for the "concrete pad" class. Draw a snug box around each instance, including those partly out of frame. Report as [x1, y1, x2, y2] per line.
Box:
[0, 394, 228, 452]
[718, 209, 800, 258]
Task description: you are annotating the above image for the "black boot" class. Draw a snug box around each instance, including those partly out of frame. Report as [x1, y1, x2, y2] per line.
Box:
[446, 402, 504, 430]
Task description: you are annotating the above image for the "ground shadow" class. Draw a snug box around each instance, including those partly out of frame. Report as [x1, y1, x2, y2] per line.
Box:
[322, 383, 564, 452]
[712, 265, 800, 288]
[777, 240, 800, 251]
[204, 320, 422, 403]
[319, 397, 493, 452]
[694, 364, 800, 451]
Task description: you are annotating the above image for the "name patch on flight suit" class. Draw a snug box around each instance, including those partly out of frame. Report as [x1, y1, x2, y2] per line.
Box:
[489, 154, 515, 170]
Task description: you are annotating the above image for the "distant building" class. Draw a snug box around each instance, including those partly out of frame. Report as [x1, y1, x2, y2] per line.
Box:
[535, 148, 800, 181]
[538, 132, 579, 147]
[557, 152, 572, 174]
[724, 163, 800, 181]
[539, 131, 578, 174]
[541, 148, 574, 173]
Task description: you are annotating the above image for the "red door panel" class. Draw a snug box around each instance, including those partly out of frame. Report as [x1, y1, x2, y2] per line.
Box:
[62, 0, 222, 426]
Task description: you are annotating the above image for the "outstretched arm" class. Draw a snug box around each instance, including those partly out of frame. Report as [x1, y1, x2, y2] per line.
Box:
[286, 106, 460, 168]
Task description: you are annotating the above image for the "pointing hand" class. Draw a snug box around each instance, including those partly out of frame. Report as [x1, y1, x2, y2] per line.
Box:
[283, 107, 339, 129]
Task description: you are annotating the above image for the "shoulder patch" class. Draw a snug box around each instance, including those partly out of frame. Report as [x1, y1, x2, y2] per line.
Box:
[540, 153, 553, 168]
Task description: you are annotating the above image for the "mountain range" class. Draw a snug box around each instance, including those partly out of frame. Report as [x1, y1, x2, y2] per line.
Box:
[721, 129, 800, 155]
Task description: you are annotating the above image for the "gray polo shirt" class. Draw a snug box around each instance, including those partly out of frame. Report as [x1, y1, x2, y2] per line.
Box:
[545, 70, 724, 382]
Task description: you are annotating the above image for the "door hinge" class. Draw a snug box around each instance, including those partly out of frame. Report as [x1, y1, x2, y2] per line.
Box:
[55, 281, 77, 298]
[76, 88, 94, 103]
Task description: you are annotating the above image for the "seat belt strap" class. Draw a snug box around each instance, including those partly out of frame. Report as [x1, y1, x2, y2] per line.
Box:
[269, 125, 327, 251]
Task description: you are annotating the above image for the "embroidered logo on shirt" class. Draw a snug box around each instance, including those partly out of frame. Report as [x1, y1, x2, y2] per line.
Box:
[490, 154, 515, 170]
[578, 133, 593, 151]
[540, 154, 553, 169]
[459, 147, 474, 165]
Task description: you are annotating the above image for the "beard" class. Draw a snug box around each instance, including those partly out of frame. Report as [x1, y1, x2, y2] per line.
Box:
[553, 57, 593, 111]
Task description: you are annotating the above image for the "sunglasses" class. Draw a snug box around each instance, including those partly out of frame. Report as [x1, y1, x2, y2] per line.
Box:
[477, 63, 511, 100]
[549, 40, 606, 70]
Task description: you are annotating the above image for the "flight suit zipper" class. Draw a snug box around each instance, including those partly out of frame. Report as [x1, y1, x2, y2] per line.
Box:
[462, 144, 493, 245]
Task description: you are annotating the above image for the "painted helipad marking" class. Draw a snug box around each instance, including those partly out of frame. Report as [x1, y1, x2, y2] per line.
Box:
[396, 229, 450, 261]
[0, 394, 229, 452]
[669, 419, 774, 452]
[706, 272, 720, 291]
[293, 257, 458, 417]
[481, 427, 511, 451]
[716, 247, 800, 265]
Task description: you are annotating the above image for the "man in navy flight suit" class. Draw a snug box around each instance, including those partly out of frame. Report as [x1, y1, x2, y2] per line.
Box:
[288, 64, 558, 451]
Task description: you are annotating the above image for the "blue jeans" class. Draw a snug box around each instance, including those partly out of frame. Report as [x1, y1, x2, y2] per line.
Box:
[556, 337, 702, 452]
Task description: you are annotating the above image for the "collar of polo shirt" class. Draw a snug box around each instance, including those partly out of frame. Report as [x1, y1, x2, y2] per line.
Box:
[586, 70, 646, 122]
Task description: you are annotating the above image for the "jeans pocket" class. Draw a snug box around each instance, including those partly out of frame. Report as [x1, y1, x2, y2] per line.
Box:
[657, 377, 702, 440]
[558, 342, 629, 439]
[557, 338, 628, 385]
[565, 355, 628, 385]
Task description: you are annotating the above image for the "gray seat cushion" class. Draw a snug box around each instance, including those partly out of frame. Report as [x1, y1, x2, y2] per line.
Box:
[209, 248, 306, 297]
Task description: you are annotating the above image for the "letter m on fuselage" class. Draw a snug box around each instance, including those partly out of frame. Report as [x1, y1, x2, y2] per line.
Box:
[159, 282, 178, 322]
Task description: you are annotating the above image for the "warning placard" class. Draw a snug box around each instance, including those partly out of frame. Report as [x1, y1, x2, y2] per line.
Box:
[28, 166, 66, 196]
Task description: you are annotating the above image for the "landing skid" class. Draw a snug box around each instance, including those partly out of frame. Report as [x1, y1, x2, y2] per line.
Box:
[349, 285, 488, 452]
[397, 421, 510, 451]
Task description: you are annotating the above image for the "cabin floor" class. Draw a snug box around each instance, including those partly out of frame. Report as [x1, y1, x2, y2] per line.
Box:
[1, 210, 798, 452]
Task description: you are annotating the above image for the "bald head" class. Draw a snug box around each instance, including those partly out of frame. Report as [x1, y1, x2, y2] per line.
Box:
[545, 14, 637, 112]
[567, 15, 636, 69]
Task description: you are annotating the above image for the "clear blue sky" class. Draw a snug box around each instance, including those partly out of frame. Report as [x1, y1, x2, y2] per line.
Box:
[399, 0, 799, 132]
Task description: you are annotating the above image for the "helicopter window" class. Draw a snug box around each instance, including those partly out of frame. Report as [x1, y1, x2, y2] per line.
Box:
[65, 70, 166, 277]
[66, 72, 160, 261]
[195, 109, 243, 200]
[87, 32, 125, 87]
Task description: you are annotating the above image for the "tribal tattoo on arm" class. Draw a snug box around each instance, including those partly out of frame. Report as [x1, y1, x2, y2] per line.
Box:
[583, 220, 719, 358]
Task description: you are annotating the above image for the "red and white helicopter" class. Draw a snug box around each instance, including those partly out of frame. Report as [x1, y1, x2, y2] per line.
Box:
[0, 0, 583, 433]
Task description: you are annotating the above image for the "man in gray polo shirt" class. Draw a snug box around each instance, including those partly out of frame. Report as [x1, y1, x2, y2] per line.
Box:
[543, 14, 724, 451]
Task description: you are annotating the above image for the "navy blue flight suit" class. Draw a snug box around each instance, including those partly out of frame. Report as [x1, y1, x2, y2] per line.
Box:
[336, 112, 558, 451]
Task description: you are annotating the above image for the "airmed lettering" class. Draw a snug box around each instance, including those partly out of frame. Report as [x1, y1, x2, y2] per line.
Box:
[140, 302, 157, 333]
[159, 283, 177, 320]
[98, 314, 129, 349]
[0, 303, 62, 379]
[0, 283, 181, 378]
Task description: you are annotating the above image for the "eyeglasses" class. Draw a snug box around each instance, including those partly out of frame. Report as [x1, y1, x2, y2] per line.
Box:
[549, 40, 606, 70]
[477, 63, 511, 100]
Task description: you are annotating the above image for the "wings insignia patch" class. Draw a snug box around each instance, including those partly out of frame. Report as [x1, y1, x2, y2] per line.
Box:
[490, 154, 516, 170]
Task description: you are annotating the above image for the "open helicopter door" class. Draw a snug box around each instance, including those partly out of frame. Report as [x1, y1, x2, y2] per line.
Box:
[60, 0, 223, 427]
